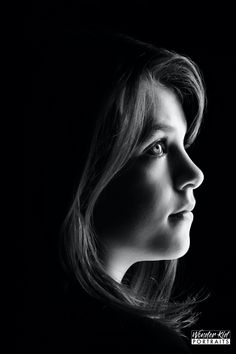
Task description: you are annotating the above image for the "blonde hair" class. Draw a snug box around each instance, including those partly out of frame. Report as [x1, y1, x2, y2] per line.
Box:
[62, 36, 207, 334]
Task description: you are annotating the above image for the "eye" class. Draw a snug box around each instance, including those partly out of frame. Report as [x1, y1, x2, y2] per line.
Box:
[145, 139, 167, 157]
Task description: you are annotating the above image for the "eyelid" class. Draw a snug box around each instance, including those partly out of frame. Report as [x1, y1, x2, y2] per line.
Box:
[144, 138, 167, 157]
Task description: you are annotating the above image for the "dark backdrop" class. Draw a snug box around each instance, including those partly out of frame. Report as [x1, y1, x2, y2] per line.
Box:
[23, 2, 235, 353]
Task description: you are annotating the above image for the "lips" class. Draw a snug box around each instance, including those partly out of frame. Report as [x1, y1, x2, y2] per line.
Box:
[168, 211, 194, 225]
[171, 211, 186, 218]
[169, 202, 195, 220]
[170, 211, 192, 218]
[172, 201, 196, 215]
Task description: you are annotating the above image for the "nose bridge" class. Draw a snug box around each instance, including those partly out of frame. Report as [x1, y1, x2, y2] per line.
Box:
[176, 150, 204, 190]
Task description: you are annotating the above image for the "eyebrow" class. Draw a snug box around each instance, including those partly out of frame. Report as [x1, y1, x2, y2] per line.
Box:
[139, 121, 175, 144]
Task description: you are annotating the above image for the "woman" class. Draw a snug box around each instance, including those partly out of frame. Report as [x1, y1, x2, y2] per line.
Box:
[61, 34, 206, 353]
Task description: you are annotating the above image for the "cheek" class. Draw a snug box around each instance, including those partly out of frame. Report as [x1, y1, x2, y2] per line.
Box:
[93, 160, 172, 243]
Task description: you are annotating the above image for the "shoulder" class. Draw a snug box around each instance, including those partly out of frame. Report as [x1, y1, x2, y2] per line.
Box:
[56, 285, 192, 354]
[103, 305, 191, 354]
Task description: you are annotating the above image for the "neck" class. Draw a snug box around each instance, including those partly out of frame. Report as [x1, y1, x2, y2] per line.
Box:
[101, 244, 137, 283]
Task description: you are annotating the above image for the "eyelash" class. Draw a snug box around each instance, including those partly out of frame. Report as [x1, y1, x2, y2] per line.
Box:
[145, 139, 167, 157]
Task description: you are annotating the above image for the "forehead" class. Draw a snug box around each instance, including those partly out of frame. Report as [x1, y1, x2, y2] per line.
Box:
[140, 83, 187, 142]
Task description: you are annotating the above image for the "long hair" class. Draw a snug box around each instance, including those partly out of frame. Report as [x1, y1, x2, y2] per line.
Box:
[62, 35, 207, 334]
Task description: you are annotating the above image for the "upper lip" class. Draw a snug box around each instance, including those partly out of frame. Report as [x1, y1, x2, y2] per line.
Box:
[172, 201, 196, 214]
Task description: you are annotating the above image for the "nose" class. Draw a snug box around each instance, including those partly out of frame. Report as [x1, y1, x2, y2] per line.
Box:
[175, 152, 204, 191]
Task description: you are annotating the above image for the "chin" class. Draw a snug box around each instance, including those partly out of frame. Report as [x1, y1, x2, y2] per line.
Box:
[158, 232, 191, 260]
[143, 228, 191, 261]
[169, 235, 190, 259]
[144, 239, 190, 262]
[173, 243, 190, 259]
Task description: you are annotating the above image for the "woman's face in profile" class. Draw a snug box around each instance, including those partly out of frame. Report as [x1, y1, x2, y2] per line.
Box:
[94, 85, 204, 271]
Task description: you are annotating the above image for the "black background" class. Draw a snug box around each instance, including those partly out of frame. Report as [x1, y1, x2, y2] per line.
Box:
[23, 1, 235, 353]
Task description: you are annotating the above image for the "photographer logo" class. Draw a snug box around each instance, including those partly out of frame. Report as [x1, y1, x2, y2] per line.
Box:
[191, 330, 231, 345]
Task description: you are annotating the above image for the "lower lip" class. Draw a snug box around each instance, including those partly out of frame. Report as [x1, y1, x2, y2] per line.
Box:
[169, 211, 193, 222]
